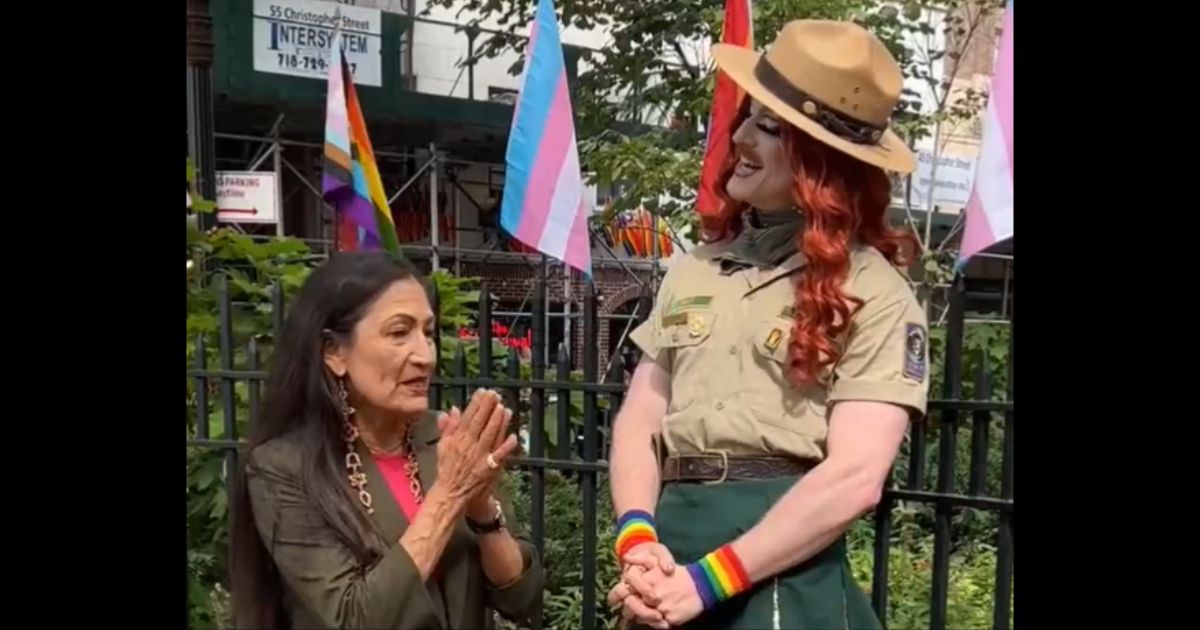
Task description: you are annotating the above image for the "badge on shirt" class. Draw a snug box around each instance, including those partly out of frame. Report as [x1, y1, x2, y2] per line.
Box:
[661, 312, 688, 327]
[904, 323, 927, 380]
[765, 327, 784, 351]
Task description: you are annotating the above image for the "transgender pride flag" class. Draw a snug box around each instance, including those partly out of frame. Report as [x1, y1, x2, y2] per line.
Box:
[958, 0, 1013, 268]
[500, 0, 592, 276]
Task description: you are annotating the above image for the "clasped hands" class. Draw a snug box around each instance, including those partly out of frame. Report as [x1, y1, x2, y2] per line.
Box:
[606, 542, 704, 628]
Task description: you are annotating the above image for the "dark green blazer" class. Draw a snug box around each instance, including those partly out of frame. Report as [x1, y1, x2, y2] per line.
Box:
[245, 413, 543, 629]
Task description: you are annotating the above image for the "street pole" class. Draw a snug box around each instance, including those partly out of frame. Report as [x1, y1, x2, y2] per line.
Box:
[186, 0, 217, 231]
[429, 143, 440, 272]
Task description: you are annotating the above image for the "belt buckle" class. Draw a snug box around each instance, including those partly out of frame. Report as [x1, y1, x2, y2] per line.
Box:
[700, 450, 729, 485]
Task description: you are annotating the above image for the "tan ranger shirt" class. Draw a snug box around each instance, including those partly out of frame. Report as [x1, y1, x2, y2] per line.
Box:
[630, 241, 930, 462]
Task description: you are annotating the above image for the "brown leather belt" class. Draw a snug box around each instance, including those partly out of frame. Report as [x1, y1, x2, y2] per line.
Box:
[661, 453, 815, 483]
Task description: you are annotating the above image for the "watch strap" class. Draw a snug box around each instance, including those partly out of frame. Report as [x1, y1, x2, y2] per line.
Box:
[467, 501, 505, 534]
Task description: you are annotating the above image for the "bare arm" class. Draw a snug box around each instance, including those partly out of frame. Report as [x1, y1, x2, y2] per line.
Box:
[610, 357, 672, 519]
[397, 484, 467, 580]
[729, 401, 909, 582]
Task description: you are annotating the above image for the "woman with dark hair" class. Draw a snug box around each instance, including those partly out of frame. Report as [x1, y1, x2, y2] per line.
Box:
[229, 252, 542, 629]
[606, 20, 929, 629]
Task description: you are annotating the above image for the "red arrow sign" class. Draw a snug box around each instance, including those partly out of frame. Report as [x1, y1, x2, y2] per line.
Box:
[218, 207, 259, 216]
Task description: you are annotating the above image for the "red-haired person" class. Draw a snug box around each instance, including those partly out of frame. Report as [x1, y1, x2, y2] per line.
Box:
[606, 20, 930, 629]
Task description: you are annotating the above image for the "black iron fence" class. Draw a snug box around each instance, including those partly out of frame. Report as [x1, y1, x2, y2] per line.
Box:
[186, 274, 1013, 630]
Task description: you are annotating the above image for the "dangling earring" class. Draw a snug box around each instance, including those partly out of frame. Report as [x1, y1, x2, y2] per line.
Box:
[338, 377, 374, 515]
[339, 378, 360, 444]
[337, 378, 357, 419]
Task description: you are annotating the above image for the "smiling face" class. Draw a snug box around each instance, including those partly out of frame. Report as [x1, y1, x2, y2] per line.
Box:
[725, 99, 797, 212]
[324, 277, 437, 418]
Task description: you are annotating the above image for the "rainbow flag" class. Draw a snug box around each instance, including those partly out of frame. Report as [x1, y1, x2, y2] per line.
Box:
[958, 0, 1013, 268]
[696, 0, 753, 218]
[322, 29, 400, 255]
[499, 0, 592, 277]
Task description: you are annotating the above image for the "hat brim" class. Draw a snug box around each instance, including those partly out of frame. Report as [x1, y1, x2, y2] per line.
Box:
[711, 43, 917, 174]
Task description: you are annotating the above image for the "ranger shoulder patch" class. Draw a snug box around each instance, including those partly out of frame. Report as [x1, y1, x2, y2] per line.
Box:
[903, 323, 927, 381]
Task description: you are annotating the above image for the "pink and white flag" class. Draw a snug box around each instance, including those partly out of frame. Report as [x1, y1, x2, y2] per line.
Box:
[958, 0, 1013, 268]
[499, 0, 592, 276]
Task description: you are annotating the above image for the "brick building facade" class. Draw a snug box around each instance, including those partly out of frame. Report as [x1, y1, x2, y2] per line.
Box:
[450, 259, 660, 374]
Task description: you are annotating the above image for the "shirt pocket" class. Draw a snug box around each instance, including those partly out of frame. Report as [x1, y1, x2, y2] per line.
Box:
[749, 318, 829, 432]
[659, 310, 717, 412]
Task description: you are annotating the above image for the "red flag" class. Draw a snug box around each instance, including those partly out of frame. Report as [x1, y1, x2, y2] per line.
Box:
[696, 0, 753, 217]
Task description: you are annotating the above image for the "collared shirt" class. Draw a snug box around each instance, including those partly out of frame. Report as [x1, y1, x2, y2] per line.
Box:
[630, 240, 929, 461]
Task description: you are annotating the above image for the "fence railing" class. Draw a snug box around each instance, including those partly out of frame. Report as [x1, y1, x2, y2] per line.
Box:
[186, 273, 1013, 630]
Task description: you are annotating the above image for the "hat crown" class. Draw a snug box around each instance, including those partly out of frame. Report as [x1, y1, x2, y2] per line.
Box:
[763, 20, 904, 126]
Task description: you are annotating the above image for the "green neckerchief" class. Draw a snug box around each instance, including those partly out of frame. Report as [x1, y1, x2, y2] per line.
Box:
[717, 208, 803, 271]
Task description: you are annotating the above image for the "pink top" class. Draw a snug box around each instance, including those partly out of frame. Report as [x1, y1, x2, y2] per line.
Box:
[372, 452, 422, 521]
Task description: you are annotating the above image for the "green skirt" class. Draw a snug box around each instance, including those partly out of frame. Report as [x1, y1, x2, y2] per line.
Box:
[653, 476, 882, 630]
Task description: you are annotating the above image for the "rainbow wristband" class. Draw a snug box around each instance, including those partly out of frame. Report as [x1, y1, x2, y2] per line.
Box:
[686, 544, 752, 610]
[614, 509, 658, 559]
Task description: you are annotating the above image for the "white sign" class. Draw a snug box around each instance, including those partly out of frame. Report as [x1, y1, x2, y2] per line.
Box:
[894, 151, 978, 209]
[216, 172, 279, 224]
[253, 0, 383, 87]
[330, 0, 410, 12]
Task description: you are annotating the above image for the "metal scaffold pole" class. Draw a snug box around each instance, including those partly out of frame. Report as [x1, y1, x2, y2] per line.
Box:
[274, 124, 285, 238]
[430, 143, 440, 272]
[186, 0, 217, 231]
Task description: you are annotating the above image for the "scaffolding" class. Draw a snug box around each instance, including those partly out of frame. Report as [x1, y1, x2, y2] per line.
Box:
[211, 122, 681, 370]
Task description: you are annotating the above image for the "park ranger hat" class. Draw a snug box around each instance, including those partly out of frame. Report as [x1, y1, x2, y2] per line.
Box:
[712, 19, 917, 173]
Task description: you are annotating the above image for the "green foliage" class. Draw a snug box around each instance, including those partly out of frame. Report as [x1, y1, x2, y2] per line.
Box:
[187, 157, 217, 214]
[497, 470, 622, 630]
[431, 269, 482, 333]
[187, 181, 314, 627]
[582, 130, 703, 240]
[846, 519, 1012, 629]
[428, 269, 524, 385]
[188, 448, 232, 629]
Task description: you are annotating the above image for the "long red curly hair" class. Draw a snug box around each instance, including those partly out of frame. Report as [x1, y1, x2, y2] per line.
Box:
[701, 102, 916, 387]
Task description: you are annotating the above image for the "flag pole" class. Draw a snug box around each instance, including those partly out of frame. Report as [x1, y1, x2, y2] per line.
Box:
[327, 10, 343, 252]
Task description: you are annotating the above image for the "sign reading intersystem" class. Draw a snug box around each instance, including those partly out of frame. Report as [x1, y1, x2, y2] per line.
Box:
[252, 0, 383, 87]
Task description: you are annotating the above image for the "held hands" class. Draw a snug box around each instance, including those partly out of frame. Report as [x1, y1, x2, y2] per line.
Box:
[433, 389, 519, 514]
[607, 543, 704, 628]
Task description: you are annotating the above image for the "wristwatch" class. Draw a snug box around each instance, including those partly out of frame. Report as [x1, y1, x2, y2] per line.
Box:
[467, 499, 506, 535]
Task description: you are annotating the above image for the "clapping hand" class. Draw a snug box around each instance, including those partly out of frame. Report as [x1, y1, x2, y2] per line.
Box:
[433, 389, 519, 510]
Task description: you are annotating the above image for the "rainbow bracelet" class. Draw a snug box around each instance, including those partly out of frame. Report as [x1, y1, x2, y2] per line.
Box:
[614, 509, 658, 560]
[685, 544, 752, 610]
